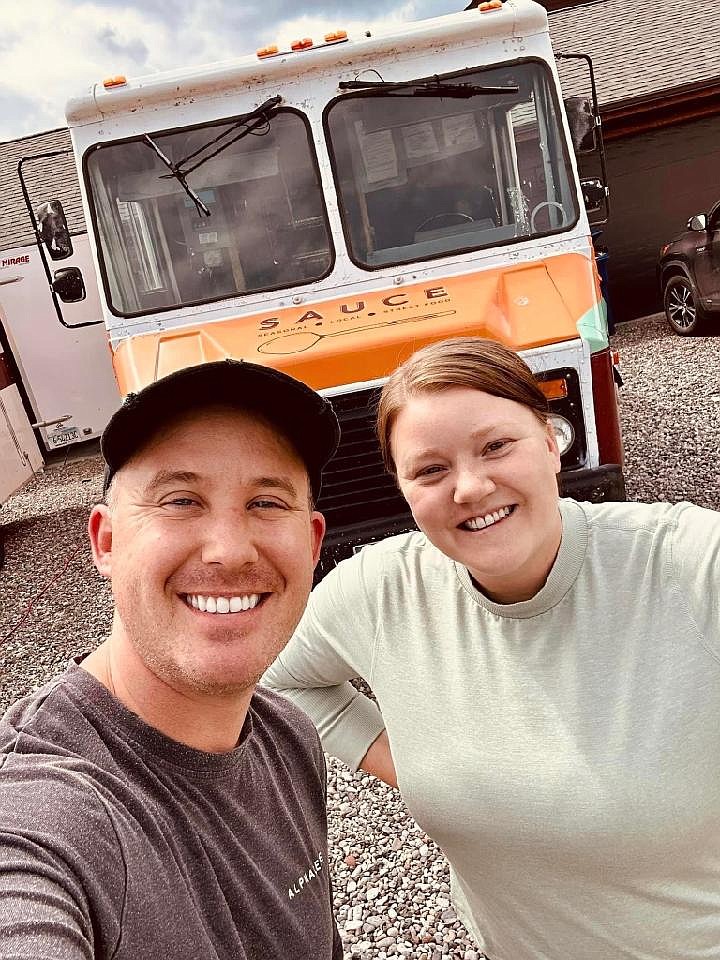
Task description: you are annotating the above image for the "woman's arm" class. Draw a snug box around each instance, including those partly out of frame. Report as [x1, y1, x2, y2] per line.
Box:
[359, 730, 398, 788]
[261, 548, 387, 773]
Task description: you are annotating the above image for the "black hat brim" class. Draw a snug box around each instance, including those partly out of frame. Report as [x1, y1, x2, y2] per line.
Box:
[101, 360, 340, 502]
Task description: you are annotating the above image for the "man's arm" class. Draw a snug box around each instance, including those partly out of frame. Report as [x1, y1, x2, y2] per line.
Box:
[0, 848, 93, 960]
[0, 771, 123, 960]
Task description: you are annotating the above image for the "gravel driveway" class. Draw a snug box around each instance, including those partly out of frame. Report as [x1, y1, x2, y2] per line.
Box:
[2, 311, 720, 959]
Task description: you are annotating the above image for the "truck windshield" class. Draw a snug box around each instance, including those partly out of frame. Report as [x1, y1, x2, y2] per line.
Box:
[326, 61, 578, 268]
[85, 110, 333, 316]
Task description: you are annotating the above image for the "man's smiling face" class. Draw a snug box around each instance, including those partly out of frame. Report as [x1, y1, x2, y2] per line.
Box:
[90, 404, 325, 698]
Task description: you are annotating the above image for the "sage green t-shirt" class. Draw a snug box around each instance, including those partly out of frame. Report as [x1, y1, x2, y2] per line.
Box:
[263, 498, 720, 960]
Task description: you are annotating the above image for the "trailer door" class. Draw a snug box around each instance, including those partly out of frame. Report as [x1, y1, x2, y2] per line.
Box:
[0, 336, 43, 505]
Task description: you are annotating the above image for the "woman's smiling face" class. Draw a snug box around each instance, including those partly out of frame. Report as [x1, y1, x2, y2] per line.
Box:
[391, 387, 563, 603]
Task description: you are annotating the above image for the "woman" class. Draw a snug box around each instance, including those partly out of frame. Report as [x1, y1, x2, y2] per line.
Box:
[263, 337, 720, 960]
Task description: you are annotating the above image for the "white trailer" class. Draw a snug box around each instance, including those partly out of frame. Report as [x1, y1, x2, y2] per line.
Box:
[0, 237, 119, 457]
[0, 128, 121, 516]
[0, 323, 43, 506]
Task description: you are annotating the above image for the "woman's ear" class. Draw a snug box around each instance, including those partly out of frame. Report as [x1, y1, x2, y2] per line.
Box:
[88, 504, 113, 579]
[545, 419, 562, 473]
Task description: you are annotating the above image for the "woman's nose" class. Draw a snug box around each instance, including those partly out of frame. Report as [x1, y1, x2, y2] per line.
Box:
[453, 464, 496, 504]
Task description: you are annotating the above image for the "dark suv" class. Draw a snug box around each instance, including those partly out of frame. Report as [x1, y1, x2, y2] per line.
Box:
[659, 200, 720, 335]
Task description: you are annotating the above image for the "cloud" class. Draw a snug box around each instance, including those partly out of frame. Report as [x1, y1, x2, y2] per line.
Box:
[96, 27, 150, 67]
[0, 86, 51, 141]
[0, 0, 456, 142]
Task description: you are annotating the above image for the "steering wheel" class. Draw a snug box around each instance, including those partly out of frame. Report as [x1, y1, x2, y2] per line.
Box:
[415, 212, 474, 234]
[530, 201, 566, 233]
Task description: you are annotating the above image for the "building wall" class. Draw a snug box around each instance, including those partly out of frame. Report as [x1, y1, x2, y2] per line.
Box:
[601, 113, 720, 324]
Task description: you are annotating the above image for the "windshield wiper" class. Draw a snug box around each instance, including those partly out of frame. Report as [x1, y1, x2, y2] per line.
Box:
[338, 77, 518, 97]
[143, 95, 283, 218]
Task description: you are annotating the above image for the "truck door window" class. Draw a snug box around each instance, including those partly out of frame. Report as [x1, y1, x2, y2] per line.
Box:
[325, 61, 578, 269]
[85, 110, 333, 317]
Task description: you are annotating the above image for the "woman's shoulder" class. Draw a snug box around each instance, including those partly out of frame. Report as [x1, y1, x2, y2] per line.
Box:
[567, 496, 718, 533]
[318, 528, 447, 599]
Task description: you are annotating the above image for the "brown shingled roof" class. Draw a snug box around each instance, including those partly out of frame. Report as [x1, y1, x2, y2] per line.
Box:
[0, 128, 86, 251]
[549, 0, 720, 111]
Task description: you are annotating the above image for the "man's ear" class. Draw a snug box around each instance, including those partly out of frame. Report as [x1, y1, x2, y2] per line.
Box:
[310, 511, 326, 569]
[88, 504, 113, 579]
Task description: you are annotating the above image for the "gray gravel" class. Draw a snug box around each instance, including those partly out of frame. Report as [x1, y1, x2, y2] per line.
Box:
[2, 311, 720, 959]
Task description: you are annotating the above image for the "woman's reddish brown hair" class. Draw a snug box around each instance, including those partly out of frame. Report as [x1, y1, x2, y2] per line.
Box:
[377, 336, 550, 475]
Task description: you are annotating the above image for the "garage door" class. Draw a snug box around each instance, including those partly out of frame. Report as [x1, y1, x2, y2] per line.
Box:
[601, 113, 720, 323]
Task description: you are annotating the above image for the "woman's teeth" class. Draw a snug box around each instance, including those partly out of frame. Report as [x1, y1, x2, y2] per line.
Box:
[463, 506, 513, 531]
[184, 594, 261, 614]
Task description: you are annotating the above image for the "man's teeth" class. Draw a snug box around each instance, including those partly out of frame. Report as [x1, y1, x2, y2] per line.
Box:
[464, 506, 513, 531]
[185, 594, 261, 614]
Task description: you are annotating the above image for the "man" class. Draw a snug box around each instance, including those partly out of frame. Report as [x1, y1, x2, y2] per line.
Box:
[0, 359, 343, 960]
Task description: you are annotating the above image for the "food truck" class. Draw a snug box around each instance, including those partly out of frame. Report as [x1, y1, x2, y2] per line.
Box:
[36, 0, 623, 573]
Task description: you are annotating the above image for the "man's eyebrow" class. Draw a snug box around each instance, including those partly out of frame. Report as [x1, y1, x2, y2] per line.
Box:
[143, 470, 202, 495]
[252, 476, 300, 498]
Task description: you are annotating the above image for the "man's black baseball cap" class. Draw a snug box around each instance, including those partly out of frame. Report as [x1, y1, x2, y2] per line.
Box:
[101, 359, 340, 501]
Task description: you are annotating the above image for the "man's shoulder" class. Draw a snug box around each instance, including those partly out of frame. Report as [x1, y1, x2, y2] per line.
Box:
[1, 670, 78, 755]
[1, 673, 118, 824]
[0, 747, 122, 878]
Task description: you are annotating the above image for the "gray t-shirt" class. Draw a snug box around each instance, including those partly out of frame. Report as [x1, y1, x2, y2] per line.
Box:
[0, 661, 343, 960]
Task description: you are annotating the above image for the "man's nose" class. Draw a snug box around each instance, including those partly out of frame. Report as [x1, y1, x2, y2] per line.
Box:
[200, 512, 259, 567]
[453, 462, 496, 504]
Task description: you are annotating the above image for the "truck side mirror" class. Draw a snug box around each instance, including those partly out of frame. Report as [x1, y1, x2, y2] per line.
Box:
[580, 178, 606, 213]
[688, 214, 707, 232]
[564, 96, 597, 154]
[52, 267, 86, 303]
[36, 200, 74, 261]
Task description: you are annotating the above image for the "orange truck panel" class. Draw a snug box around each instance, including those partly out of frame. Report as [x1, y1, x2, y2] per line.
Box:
[114, 253, 597, 395]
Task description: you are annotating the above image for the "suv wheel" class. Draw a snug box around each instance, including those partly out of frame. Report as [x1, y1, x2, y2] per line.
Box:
[664, 275, 707, 336]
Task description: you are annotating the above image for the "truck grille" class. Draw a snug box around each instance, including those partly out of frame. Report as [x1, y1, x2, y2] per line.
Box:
[316, 387, 412, 539]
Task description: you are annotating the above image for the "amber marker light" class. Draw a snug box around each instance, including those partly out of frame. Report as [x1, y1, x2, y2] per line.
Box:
[257, 45, 279, 58]
[102, 75, 127, 88]
[538, 378, 568, 401]
[324, 30, 348, 43]
[477, 0, 503, 10]
[291, 37, 314, 50]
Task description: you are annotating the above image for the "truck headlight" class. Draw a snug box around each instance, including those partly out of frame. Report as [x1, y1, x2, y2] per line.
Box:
[549, 413, 574, 455]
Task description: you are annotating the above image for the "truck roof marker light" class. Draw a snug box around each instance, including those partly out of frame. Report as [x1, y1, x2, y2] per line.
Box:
[102, 75, 127, 88]
[256, 45, 279, 59]
[477, 0, 503, 11]
[538, 378, 568, 401]
[324, 30, 348, 43]
[291, 37, 314, 51]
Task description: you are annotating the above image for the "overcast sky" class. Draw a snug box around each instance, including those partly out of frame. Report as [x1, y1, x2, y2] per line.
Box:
[1, 0, 461, 143]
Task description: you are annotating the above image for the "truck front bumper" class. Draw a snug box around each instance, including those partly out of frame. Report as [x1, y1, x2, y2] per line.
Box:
[559, 463, 625, 502]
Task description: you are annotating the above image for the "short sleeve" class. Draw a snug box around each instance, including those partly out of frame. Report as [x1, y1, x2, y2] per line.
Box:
[261, 541, 391, 769]
[0, 761, 125, 960]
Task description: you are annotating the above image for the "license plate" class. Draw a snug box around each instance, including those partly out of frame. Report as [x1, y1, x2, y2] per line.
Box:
[48, 427, 81, 448]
